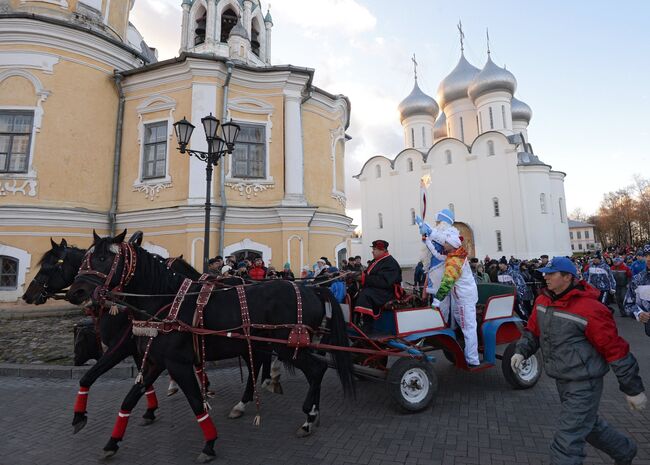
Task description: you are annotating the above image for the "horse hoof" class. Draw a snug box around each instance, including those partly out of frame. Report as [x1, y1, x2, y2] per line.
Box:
[102, 449, 117, 460]
[206, 389, 216, 398]
[196, 452, 215, 463]
[227, 409, 244, 419]
[295, 425, 312, 438]
[167, 387, 179, 397]
[141, 417, 156, 426]
[72, 417, 87, 435]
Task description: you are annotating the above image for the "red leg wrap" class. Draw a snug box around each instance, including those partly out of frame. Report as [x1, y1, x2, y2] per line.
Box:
[74, 386, 89, 413]
[196, 412, 218, 441]
[111, 409, 131, 439]
[145, 388, 158, 410]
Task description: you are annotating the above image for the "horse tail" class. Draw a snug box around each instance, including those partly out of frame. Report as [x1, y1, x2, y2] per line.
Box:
[311, 287, 356, 398]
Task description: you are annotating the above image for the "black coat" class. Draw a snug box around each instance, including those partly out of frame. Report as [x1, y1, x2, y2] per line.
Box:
[355, 254, 402, 315]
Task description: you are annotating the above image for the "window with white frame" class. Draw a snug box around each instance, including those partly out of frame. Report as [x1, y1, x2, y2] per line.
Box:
[375, 164, 381, 178]
[410, 208, 416, 225]
[0, 111, 34, 173]
[585, 230, 590, 239]
[487, 140, 495, 156]
[570, 231, 574, 239]
[0, 256, 18, 289]
[577, 231, 582, 239]
[445, 149, 452, 164]
[489, 107, 494, 129]
[578, 243, 583, 250]
[232, 123, 266, 179]
[496, 230, 502, 252]
[378, 212, 383, 229]
[493, 197, 500, 217]
[407, 158, 413, 172]
[540, 193, 547, 213]
[142, 122, 168, 179]
[571, 244, 574, 250]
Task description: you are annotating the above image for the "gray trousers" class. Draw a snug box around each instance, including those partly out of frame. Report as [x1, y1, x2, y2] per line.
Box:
[550, 378, 636, 465]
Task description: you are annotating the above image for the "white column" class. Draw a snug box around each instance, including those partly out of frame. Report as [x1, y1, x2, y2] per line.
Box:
[265, 22, 272, 64]
[243, 0, 252, 38]
[180, 3, 191, 51]
[188, 83, 218, 204]
[282, 89, 306, 206]
[206, 0, 216, 44]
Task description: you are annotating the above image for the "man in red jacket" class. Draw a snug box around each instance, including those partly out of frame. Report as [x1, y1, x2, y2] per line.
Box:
[511, 256, 646, 465]
[248, 257, 267, 281]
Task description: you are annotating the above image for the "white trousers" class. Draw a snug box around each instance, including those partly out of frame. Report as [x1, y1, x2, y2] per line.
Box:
[451, 296, 480, 365]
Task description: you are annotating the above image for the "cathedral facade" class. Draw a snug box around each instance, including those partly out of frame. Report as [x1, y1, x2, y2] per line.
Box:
[356, 49, 571, 266]
[0, 0, 352, 301]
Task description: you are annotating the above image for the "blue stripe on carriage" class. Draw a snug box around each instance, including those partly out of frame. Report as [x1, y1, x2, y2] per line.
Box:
[481, 316, 524, 363]
[403, 328, 457, 342]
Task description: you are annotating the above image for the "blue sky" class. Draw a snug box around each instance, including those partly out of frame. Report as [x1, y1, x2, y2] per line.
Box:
[131, 0, 650, 229]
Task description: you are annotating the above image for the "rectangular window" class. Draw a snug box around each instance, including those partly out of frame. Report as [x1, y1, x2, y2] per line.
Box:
[496, 230, 502, 252]
[411, 128, 415, 147]
[501, 105, 506, 129]
[460, 116, 465, 142]
[577, 231, 582, 239]
[142, 122, 167, 179]
[489, 107, 494, 130]
[0, 111, 34, 173]
[0, 256, 18, 289]
[585, 230, 590, 239]
[421, 126, 426, 147]
[578, 243, 583, 250]
[232, 123, 265, 178]
[570, 231, 574, 239]
[571, 244, 575, 250]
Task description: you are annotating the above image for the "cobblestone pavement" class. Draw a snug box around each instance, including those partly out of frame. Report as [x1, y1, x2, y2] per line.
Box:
[1, 315, 649, 465]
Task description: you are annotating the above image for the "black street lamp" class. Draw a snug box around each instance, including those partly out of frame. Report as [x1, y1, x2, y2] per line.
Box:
[173, 114, 240, 272]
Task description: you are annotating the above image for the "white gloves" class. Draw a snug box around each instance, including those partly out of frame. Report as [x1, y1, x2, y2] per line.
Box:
[431, 298, 441, 308]
[510, 353, 525, 371]
[626, 392, 647, 411]
[609, 289, 616, 295]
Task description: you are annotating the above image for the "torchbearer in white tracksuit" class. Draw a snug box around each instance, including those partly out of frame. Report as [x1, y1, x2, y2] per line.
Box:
[430, 228, 480, 367]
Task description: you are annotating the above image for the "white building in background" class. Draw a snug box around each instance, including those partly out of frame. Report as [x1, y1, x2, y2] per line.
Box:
[568, 219, 598, 253]
[356, 45, 571, 266]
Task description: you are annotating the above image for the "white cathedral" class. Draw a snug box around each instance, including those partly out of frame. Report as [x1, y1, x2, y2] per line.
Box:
[356, 44, 572, 266]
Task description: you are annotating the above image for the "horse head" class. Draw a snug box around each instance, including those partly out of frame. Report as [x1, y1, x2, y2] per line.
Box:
[23, 238, 85, 304]
[66, 229, 129, 306]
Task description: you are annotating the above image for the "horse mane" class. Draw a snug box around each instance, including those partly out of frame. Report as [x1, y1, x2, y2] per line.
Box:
[37, 245, 85, 266]
[128, 244, 186, 296]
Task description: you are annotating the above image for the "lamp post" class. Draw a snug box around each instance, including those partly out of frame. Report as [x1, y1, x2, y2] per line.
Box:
[173, 114, 240, 273]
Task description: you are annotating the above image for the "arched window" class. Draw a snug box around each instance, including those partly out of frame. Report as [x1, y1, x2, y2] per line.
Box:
[445, 150, 452, 165]
[540, 193, 547, 214]
[492, 197, 500, 217]
[411, 128, 415, 147]
[220, 8, 238, 42]
[0, 256, 18, 289]
[501, 105, 506, 129]
[375, 164, 381, 178]
[558, 198, 565, 223]
[489, 107, 494, 130]
[487, 140, 495, 156]
[410, 208, 416, 225]
[476, 115, 479, 133]
[194, 7, 207, 45]
[479, 111, 483, 132]
[251, 20, 261, 57]
[448, 203, 455, 214]
[459, 116, 465, 142]
[378, 213, 383, 229]
[407, 158, 413, 172]
[421, 126, 426, 147]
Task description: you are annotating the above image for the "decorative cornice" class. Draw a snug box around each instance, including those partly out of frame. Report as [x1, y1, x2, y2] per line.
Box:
[225, 181, 274, 199]
[0, 178, 37, 197]
[331, 192, 346, 207]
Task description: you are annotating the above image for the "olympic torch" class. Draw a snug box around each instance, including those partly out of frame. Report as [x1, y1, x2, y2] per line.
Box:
[420, 174, 431, 220]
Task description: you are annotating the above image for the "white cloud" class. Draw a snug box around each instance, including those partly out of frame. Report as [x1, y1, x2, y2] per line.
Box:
[271, 0, 376, 36]
[131, 0, 181, 60]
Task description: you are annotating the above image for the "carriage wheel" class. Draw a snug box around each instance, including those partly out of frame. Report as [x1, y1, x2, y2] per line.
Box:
[501, 341, 541, 389]
[387, 358, 437, 412]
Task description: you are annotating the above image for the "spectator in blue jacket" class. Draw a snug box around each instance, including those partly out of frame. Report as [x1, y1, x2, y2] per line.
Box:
[583, 252, 616, 306]
[326, 266, 346, 303]
[630, 250, 647, 276]
[625, 244, 650, 324]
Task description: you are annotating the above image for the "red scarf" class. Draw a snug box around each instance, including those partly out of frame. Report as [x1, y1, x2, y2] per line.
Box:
[362, 252, 389, 286]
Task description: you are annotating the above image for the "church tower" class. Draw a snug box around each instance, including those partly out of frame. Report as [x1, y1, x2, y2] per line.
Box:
[180, 0, 272, 66]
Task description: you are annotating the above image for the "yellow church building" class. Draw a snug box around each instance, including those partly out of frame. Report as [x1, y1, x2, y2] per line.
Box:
[0, 0, 353, 301]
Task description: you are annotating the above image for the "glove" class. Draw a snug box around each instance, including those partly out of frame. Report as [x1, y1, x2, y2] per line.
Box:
[510, 353, 525, 371]
[626, 392, 647, 411]
[431, 298, 441, 308]
[609, 289, 616, 295]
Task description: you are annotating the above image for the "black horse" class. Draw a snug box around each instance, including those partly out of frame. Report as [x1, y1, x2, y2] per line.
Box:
[66, 232, 355, 463]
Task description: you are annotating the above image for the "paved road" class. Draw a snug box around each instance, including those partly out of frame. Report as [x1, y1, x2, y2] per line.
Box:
[1, 315, 649, 465]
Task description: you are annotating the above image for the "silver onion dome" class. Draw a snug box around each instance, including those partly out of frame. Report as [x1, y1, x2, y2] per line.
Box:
[437, 53, 480, 109]
[511, 96, 532, 123]
[433, 112, 447, 139]
[229, 22, 249, 40]
[468, 57, 517, 102]
[398, 80, 439, 124]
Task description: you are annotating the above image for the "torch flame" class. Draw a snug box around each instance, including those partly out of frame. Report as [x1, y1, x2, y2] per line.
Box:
[420, 174, 431, 189]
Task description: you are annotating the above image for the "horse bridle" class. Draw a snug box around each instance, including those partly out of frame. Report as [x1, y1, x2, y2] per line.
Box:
[77, 242, 137, 307]
[31, 247, 70, 300]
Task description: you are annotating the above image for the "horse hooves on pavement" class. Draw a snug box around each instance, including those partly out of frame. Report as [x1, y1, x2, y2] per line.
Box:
[196, 452, 215, 463]
[101, 449, 117, 460]
[72, 417, 87, 435]
[140, 417, 157, 426]
[295, 425, 313, 438]
[227, 409, 244, 419]
[167, 388, 179, 397]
